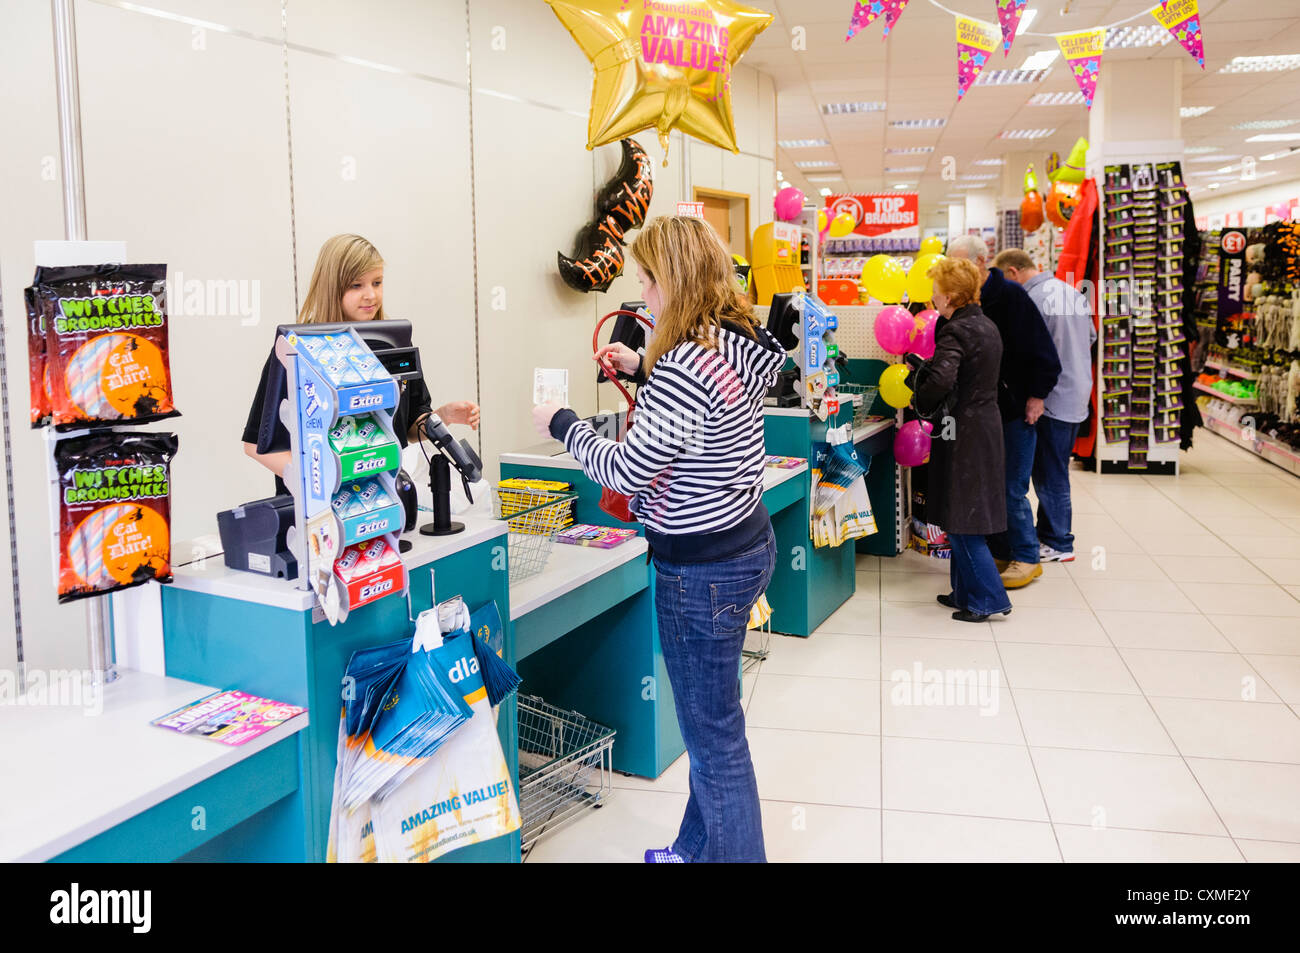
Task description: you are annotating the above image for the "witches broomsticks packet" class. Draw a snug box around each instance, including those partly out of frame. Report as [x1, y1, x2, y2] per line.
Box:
[54, 432, 178, 603]
[29, 263, 180, 430]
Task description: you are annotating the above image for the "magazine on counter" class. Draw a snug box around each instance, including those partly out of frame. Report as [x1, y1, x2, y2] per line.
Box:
[554, 523, 638, 549]
[153, 690, 306, 746]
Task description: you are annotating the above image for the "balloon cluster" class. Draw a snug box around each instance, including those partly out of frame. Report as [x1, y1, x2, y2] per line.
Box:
[774, 186, 804, 222]
[558, 138, 654, 293]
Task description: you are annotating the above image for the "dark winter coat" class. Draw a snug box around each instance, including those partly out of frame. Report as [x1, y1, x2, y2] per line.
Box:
[912, 304, 1007, 536]
[980, 266, 1062, 421]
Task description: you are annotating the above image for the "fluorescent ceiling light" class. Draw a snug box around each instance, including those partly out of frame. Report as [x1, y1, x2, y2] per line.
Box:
[1105, 24, 1173, 48]
[1028, 91, 1086, 106]
[960, 173, 999, 180]
[1207, 183, 1220, 189]
[1246, 133, 1300, 142]
[1016, 9, 1037, 35]
[998, 128, 1055, 140]
[818, 187, 833, 196]
[1220, 55, 1300, 74]
[1233, 119, 1298, 130]
[1187, 153, 1238, 163]
[893, 183, 914, 189]
[974, 158, 1006, 166]
[886, 146, 935, 154]
[804, 174, 843, 182]
[1180, 106, 1214, 118]
[795, 160, 837, 168]
[954, 183, 990, 189]
[1184, 146, 1220, 154]
[1020, 50, 1059, 71]
[821, 101, 886, 114]
[885, 165, 925, 172]
[778, 138, 830, 148]
[1261, 148, 1300, 161]
[889, 118, 946, 129]
[975, 68, 1051, 86]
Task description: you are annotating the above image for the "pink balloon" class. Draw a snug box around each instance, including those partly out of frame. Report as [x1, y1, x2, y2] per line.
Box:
[908, 309, 939, 360]
[873, 305, 914, 354]
[894, 419, 933, 468]
[774, 187, 805, 222]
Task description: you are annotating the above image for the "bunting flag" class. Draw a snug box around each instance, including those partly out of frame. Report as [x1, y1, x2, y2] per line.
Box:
[1150, 0, 1205, 69]
[955, 15, 999, 98]
[846, 0, 912, 41]
[1057, 28, 1105, 109]
[995, 0, 1029, 57]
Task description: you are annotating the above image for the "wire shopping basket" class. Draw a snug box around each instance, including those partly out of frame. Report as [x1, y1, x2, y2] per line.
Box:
[836, 383, 879, 428]
[490, 485, 577, 581]
[517, 694, 615, 853]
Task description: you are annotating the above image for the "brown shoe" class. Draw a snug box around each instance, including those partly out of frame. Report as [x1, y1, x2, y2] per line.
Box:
[1000, 561, 1042, 589]
[993, 558, 1010, 573]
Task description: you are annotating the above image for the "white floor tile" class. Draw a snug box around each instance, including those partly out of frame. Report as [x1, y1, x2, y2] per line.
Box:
[1186, 758, 1300, 843]
[990, 606, 1111, 646]
[1118, 648, 1280, 702]
[855, 554, 881, 572]
[611, 751, 690, 794]
[882, 572, 956, 604]
[881, 602, 994, 640]
[1197, 515, 1299, 538]
[760, 801, 881, 862]
[759, 632, 880, 680]
[1235, 839, 1300, 861]
[1075, 578, 1192, 613]
[881, 634, 1005, 674]
[882, 737, 1048, 821]
[996, 642, 1141, 694]
[1220, 535, 1300, 559]
[1249, 558, 1300, 586]
[1148, 697, 1300, 763]
[1097, 611, 1234, 651]
[879, 551, 948, 574]
[1244, 654, 1300, 704]
[1156, 554, 1273, 585]
[1177, 582, 1300, 617]
[1138, 534, 1239, 557]
[1012, 688, 1176, 755]
[881, 679, 1021, 745]
[1005, 577, 1087, 609]
[745, 675, 880, 736]
[1063, 552, 1168, 581]
[1208, 615, 1300, 655]
[1053, 825, 1243, 862]
[883, 811, 1059, 862]
[747, 727, 881, 808]
[816, 600, 881, 636]
[524, 788, 688, 863]
[1030, 747, 1227, 836]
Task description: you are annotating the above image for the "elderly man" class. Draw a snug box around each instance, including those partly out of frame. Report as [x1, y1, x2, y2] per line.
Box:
[946, 235, 1061, 589]
[993, 248, 1095, 563]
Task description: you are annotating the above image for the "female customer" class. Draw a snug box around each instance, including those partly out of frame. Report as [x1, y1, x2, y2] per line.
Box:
[911, 257, 1011, 622]
[242, 234, 479, 493]
[532, 216, 787, 862]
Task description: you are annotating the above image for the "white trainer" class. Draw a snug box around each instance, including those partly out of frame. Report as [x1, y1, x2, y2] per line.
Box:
[1039, 543, 1075, 563]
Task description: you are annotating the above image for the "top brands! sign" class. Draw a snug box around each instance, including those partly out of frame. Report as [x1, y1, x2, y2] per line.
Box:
[824, 193, 920, 239]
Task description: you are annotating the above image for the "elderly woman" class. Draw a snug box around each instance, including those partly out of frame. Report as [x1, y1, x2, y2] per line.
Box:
[910, 257, 1011, 622]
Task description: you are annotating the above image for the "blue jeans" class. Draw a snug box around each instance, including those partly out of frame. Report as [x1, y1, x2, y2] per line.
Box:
[949, 532, 1012, 616]
[988, 418, 1039, 563]
[1033, 416, 1079, 553]
[653, 527, 775, 863]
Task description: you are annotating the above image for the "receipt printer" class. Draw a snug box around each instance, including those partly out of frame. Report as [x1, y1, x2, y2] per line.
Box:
[217, 495, 298, 579]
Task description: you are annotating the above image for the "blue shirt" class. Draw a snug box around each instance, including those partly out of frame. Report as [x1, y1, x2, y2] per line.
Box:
[1023, 271, 1096, 423]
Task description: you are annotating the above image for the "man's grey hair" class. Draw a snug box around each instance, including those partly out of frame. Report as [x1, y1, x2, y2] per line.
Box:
[946, 234, 988, 263]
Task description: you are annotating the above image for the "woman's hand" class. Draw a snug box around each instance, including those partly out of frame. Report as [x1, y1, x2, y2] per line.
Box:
[532, 401, 565, 438]
[594, 342, 640, 377]
[436, 400, 480, 430]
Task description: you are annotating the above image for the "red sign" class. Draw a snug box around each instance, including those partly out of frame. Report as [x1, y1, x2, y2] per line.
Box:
[824, 193, 919, 238]
[1221, 230, 1246, 254]
[676, 202, 705, 218]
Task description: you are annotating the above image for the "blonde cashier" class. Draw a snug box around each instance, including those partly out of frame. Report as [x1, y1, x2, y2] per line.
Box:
[241, 234, 479, 494]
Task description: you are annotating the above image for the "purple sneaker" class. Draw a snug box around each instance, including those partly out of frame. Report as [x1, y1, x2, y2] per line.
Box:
[644, 846, 686, 863]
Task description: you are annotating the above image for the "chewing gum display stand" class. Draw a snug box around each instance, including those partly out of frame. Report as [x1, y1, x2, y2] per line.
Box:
[275, 328, 408, 625]
[791, 292, 841, 421]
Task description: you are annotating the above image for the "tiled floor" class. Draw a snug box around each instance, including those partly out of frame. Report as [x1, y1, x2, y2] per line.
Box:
[526, 433, 1300, 862]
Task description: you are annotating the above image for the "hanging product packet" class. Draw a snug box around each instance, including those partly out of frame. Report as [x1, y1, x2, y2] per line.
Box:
[24, 282, 52, 427]
[31, 263, 179, 429]
[54, 431, 178, 603]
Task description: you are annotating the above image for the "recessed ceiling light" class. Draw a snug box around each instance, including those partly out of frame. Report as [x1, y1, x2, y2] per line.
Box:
[1219, 55, 1300, 74]
[1105, 24, 1173, 48]
[1234, 119, 1298, 130]
[954, 183, 990, 189]
[1187, 153, 1238, 163]
[1261, 148, 1300, 161]
[1215, 165, 1234, 173]
[795, 160, 837, 169]
[1246, 133, 1300, 142]
[889, 119, 946, 129]
[1016, 9, 1037, 35]
[1181, 106, 1214, 119]
[886, 146, 935, 154]
[1028, 91, 1086, 106]
[893, 183, 914, 189]
[1207, 183, 1220, 189]
[960, 173, 999, 180]
[1184, 146, 1220, 154]
[975, 68, 1051, 86]
[974, 158, 1006, 166]
[998, 128, 1056, 140]
[885, 165, 925, 172]
[818, 187, 833, 196]
[778, 138, 830, 148]
[1020, 51, 1059, 71]
[821, 101, 887, 114]
[804, 174, 844, 183]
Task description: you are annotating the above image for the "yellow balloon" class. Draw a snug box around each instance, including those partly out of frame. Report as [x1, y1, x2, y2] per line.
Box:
[817, 208, 827, 232]
[879, 363, 913, 409]
[545, 0, 774, 164]
[828, 211, 856, 238]
[919, 235, 944, 255]
[906, 253, 945, 303]
[861, 254, 907, 304]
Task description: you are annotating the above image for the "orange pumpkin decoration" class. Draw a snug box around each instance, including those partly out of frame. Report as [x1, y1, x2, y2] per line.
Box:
[1020, 164, 1045, 233]
[1044, 180, 1081, 228]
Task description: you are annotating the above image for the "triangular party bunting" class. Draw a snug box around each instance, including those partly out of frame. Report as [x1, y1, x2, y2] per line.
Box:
[1056, 28, 1105, 109]
[881, 0, 912, 38]
[996, 0, 1029, 57]
[1150, 0, 1205, 69]
[846, 0, 912, 41]
[955, 15, 1000, 98]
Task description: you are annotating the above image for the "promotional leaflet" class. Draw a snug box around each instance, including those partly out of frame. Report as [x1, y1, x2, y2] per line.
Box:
[152, 690, 306, 746]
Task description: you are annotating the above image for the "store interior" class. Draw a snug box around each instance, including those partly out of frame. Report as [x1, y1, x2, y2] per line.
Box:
[1, 0, 1299, 865]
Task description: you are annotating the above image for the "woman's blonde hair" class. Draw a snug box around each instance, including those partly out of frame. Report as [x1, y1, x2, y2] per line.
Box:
[927, 256, 982, 309]
[631, 216, 758, 369]
[298, 234, 386, 324]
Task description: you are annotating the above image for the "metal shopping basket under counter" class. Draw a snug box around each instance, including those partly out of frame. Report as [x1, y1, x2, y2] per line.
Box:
[490, 484, 577, 581]
[517, 694, 616, 853]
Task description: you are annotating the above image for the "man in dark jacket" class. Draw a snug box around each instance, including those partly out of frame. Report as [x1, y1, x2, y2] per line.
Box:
[947, 235, 1062, 589]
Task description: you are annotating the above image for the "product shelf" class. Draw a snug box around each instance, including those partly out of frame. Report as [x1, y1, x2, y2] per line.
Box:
[1201, 408, 1300, 479]
[1204, 359, 1259, 381]
[1193, 381, 1257, 405]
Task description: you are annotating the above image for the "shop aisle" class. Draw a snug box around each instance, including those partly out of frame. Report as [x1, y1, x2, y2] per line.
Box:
[525, 435, 1300, 863]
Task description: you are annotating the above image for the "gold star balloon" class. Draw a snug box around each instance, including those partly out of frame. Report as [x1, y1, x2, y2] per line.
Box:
[546, 0, 773, 164]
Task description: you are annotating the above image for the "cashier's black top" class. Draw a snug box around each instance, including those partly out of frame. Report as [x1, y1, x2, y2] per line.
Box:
[242, 338, 433, 496]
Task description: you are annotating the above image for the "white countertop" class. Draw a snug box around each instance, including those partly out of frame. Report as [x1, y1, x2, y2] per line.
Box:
[763, 461, 808, 489]
[510, 535, 649, 620]
[0, 669, 308, 862]
[168, 514, 507, 612]
[853, 418, 895, 443]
